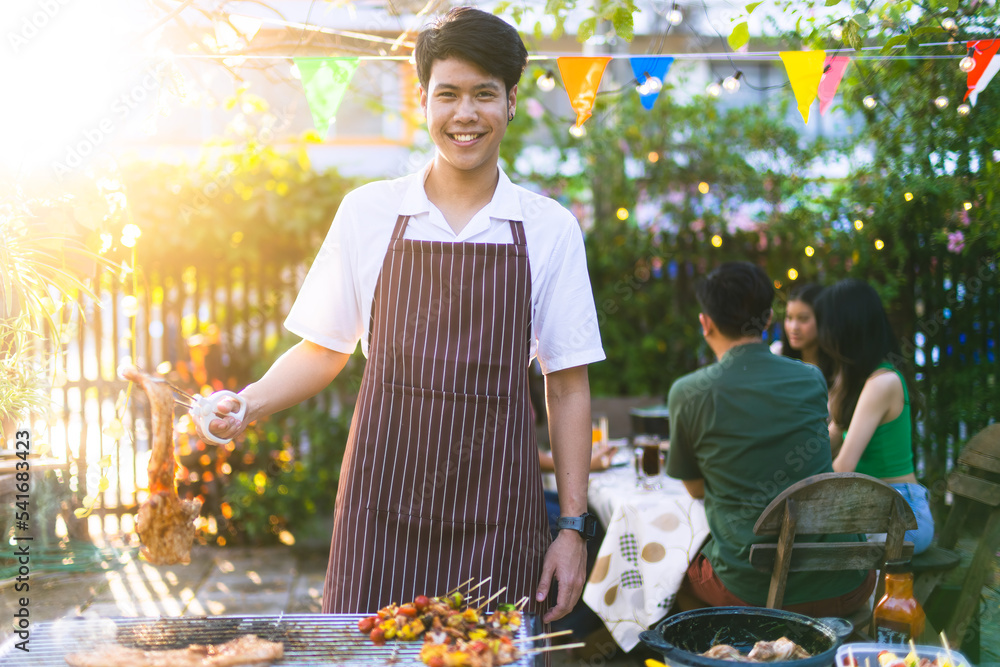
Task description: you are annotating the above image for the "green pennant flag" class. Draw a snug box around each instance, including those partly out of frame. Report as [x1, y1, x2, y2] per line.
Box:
[294, 57, 359, 137]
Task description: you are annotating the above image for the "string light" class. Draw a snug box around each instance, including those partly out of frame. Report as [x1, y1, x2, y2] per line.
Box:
[957, 103, 971, 116]
[616, 207, 629, 220]
[723, 71, 742, 93]
[667, 4, 683, 25]
[636, 74, 663, 96]
[711, 234, 723, 247]
[904, 192, 914, 201]
[787, 268, 798, 280]
[830, 23, 844, 40]
[569, 124, 586, 138]
[804, 246, 815, 257]
[959, 51, 976, 73]
[537, 71, 556, 92]
[934, 95, 949, 109]
[854, 219, 864, 230]
[698, 182, 710, 194]
[874, 239, 885, 250]
[963, 201, 972, 210]
[941, 17, 957, 31]
[863, 96, 878, 109]
[706, 80, 722, 97]
[647, 151, 660, 162]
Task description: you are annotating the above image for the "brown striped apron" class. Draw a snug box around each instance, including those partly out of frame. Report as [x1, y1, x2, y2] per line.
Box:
[322, 214, 550, 615]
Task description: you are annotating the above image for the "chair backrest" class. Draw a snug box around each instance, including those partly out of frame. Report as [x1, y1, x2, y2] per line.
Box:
[936, 424, 1000, 644]
[749, 471, 917, 610]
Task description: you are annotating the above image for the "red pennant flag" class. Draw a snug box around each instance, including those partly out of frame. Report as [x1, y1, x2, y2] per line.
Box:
[965, 39, 1000, 105]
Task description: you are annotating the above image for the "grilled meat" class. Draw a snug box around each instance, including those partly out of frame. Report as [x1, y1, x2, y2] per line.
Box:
[121, 365, 202, 565]
[64, 633, 284, 667]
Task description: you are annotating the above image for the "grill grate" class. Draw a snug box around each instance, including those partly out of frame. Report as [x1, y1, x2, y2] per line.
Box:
[0, 613, 544, 666]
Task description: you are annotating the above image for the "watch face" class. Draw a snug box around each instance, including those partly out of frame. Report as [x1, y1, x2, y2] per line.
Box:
[583, 513, 598, 538]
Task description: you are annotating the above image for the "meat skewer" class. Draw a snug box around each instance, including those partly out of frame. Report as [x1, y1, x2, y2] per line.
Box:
[120, 364, 202, 565]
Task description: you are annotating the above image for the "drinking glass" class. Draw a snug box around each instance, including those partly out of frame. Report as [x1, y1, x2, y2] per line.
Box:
[633, 435, 664, 490]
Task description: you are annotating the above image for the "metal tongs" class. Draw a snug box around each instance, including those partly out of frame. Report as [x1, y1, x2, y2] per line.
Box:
[157, 378, 248, 446]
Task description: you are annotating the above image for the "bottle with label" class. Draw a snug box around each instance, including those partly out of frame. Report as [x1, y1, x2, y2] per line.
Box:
[873, 560, 925, 644]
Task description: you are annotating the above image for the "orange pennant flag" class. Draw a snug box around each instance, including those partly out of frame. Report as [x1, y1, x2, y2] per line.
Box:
[779, 50, 826, 124]
[556, 56, 612, 127]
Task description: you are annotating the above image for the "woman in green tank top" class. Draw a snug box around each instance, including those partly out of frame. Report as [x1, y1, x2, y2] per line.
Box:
[815, 279, 934, 554]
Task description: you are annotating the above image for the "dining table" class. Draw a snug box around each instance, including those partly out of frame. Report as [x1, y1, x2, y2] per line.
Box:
[581, 441, 710, 652]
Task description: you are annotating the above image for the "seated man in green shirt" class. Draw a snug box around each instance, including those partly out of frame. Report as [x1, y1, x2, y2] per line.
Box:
[667, 261, 875, 615]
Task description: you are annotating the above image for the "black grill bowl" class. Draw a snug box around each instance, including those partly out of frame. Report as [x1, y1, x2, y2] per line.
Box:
[638, 607, 852, 667]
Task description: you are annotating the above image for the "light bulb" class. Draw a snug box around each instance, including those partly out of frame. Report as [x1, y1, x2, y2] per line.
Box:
[569, 124, 586, 138]
[667, 8, 683, 25]
[723, 75, 741, 93]
[645, 76, 662, 94]
[941, 17, 957, 31]
[831, 24, 843, 40]
[636, 80, 650, 96]
[537, 72, 556, 92]
[957, 103, 971, 116]
[863, 95, 877, 109]
[934, 95, 949, 109]
[706, 81, 722, 97]
[959, 56, 975, 73]
[787, 268, 798, 280]
[904, 192, 914, 201]
[874, 239, 885, 250]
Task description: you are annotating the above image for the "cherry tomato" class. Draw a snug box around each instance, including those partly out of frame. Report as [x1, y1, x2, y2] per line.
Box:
[399, 604, 418, 617]
[358, 616, 376, 634]
[414, 595, 431, 612]
[370, 627, 386, 646]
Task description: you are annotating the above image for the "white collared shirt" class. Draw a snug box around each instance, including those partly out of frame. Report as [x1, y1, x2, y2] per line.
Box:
[284, 164, 605, 374]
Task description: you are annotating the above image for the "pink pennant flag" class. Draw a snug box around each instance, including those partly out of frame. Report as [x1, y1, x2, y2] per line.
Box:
[818, 56, 850, 116]
[965, 39, 1000, 105]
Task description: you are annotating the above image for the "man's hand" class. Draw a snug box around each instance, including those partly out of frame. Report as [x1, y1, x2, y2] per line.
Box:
[193, 395, 248, 443]
[535, 530, 588, 623]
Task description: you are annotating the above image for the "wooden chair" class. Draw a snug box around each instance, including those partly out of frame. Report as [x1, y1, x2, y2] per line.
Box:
[749, 472, 917, 631]
[913, 424, 1000, 648]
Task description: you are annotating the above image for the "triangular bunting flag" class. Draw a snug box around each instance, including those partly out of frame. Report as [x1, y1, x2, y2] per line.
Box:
[965, 39, 1000, 105]
[294, 57, 360, 137]
[629, 56, 674, 110]
[557, 56, 612, 127]
[818, 56, 850, 116]
[779, 50, 826, 124]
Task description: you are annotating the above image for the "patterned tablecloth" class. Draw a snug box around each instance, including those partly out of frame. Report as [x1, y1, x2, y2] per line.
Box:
[582, 458, 710, 651]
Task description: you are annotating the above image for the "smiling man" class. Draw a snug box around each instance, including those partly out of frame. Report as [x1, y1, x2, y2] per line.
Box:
[196, 7, 605, 623]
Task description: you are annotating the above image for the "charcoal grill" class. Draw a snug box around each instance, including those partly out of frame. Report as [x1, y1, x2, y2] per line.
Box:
[0, 613, 545, 666]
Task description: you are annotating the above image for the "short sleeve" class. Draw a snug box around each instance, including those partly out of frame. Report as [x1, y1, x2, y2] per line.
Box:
[533, 211, 605, 374]
[666, 376, 704, 481]
[283, 192, 364, 354]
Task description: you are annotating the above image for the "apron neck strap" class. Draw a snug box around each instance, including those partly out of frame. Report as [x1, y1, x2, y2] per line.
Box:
[392, 215, 527, 245]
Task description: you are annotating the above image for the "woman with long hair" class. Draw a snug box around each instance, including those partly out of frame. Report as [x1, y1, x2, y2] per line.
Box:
[815, 279, 933, 554]
[778, 283, 826, 368]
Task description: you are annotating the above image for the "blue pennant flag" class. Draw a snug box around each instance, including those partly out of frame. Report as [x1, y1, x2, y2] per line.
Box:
[629, 56, 674, 110]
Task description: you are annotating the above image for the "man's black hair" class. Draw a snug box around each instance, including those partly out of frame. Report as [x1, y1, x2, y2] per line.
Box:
[414, 6, 528, 94]
[695, 261, 775, 340]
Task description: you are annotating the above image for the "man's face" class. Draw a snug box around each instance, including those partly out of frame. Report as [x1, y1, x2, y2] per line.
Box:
[420, 57, 516, 178]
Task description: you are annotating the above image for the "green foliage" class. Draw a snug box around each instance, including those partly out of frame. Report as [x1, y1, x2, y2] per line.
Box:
[496, 0, 638, 42]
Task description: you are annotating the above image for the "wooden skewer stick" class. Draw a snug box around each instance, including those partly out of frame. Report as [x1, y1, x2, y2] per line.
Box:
[445, 577, 476, 597]
[465, 577, 493, 595]
[513, 629, 572, 644]
[527, 642, 586, 654]
[940, 631, 954, 666]
[515, 595, 530, 610]
[475, 586, 508, 612]
[467, 596, 484, 608]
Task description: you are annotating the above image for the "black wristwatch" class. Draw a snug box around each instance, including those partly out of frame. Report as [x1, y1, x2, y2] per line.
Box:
[557, 512, 598, 540]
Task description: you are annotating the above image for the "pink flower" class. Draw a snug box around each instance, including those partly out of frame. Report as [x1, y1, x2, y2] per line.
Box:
[947, 230, 965, 253]
[525, 98, 544, 119]
[959, 209, 971, 226]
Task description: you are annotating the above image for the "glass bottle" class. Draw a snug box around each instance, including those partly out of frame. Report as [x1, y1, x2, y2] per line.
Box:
[873, 560, 925, 644]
